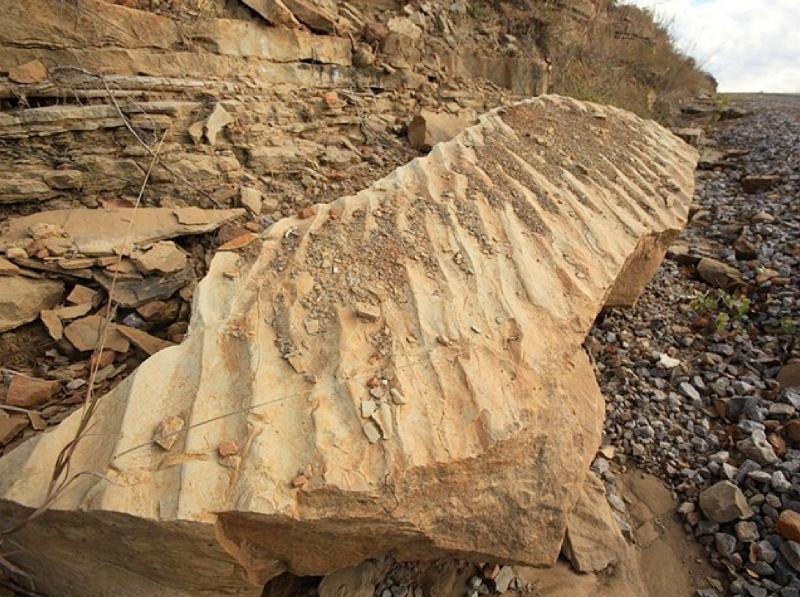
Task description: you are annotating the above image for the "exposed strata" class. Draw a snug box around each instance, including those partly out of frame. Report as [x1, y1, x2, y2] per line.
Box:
[0, 95, 697, 595]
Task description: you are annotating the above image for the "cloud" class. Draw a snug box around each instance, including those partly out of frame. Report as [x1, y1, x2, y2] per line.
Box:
[619, 0, 800, 92]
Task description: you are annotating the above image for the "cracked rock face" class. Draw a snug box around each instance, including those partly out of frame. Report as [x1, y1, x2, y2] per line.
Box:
[0, 96, 697, 596]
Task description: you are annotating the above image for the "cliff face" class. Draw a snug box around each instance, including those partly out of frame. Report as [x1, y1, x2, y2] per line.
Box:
[490, 0, 715, 117]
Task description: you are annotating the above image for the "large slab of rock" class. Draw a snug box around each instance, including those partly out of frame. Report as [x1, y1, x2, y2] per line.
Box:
[0, 96, 697, 595]
[0, 207, 244, 256]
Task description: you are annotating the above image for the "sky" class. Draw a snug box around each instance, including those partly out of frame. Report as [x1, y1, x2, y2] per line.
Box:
[619, 0, 800, 93]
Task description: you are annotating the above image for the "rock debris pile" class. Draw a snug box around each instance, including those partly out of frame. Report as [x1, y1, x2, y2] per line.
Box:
[590, 94, 800, 597]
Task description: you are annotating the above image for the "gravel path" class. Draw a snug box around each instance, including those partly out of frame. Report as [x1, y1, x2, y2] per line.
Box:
[589, 94, 800, 596]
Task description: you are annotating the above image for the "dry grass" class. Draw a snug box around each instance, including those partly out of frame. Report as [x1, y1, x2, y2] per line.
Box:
[531, 0, 715, 122]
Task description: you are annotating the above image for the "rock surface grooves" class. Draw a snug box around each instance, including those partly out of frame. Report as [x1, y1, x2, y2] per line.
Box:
[0, 96, 697, 596]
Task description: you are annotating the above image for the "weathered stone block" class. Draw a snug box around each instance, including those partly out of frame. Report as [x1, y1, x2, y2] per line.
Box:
[0, 96, 697, 595]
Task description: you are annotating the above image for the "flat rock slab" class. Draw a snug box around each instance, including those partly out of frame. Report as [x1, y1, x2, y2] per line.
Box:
[0, 207, 244, 256]
[0, 96, 697, 596]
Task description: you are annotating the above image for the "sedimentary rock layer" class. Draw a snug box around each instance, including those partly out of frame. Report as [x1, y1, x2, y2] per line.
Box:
[0, 96, 697, 596]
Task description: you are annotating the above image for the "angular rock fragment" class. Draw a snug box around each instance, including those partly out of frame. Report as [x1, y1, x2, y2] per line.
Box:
[153, 415, 184, 451]
[131, 241, 187, 275]
[282, 0, 338, 33]
[562, 473, 625, 572]
[0, 275, 64, 332]
[40, 309, 63, 340]
[0, 414, 28, 446]
[117, 325, 175, 356]
[240, 187, 263, 215]
[204, 103, 234, 146]
[0, 256, 18, 275]
[241, 0, 301, 28]
[66, 284, 99, 306]
[63, 315, 130, 353]
[5, 375, 60, 409]
[699, 481, 752, 523]
[0, 97, 697, 595]
[777, 510, 800, 543]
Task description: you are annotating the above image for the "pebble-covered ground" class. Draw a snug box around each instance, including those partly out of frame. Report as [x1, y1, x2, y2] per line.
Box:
[588, 94, 800, 596]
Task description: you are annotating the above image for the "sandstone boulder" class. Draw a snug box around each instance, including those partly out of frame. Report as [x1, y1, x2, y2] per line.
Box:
[0, 96, 697, 595]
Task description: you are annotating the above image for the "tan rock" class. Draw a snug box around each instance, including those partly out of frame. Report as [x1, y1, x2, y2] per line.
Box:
[561, 473, 625, 572]
[0, 97, 697, 595]
[778, 510, 800, 543]
[0, 415, 28, 446]
[153, 415, 185, 451]
[57, 257, 95, 270]
[699, 481, 752, 523]
[5, 247, 28, 260]
[282, 0, 338, 33]
[386, 16, 422, 40]
[136, 300, 172, 321]
[91, 350, 116, 371]
[188, 120, 204, 145]
[0, 208, 244, 256]
[67, 284, 99, 306]
[217, 232, 257, 251]
[8, 59, 47, 84]
[183, 18, 350, 65]
[117, 325, 174, 356]
[40, 309, 63, 340]
[354, 301, 381, 322]
[0, 275, 64, 332]
[218, 440, 240, 457]
[240, 187, 263, 215]
[204, 103, 234, 146]
[408, 110, 469, 150]
[241, 0, 301, 28]
[6, 375, 60, 409]
[0, 256, 19, 275]
[131, 241, 187, 275]
[63, 315, 130, 353]
[54, 303, 93, 320]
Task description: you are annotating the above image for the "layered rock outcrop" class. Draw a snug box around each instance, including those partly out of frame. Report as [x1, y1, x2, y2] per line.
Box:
[0, 95, 697, 595]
